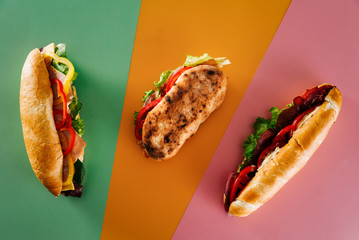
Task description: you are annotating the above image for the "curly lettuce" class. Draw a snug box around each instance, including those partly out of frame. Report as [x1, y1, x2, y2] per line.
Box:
[154, 70, 172, 89]
[69, 98, 85, 135]
[239, 107, 281, 171]
[183, 53, 230, 68]
[142, 90, 155, 102]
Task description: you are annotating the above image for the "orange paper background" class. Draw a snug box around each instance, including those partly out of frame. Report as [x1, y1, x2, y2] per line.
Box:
[101, 0, 291, 239]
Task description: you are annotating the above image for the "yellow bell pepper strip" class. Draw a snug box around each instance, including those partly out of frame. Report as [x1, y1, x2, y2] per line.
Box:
[62, 154, 75, 187]
[42, 51, 75, 95]
[58, 131, 75, 189]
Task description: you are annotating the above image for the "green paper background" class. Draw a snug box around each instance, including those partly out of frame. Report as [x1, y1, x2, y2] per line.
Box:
[0, 0, 140, 239]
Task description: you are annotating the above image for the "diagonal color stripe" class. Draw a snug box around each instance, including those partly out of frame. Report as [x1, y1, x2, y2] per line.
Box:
[171, 0, 359, 239]
[0, 1, 141, 240]
[101, 0, 291, 239]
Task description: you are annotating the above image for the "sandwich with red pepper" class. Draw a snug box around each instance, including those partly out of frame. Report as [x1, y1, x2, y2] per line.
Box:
[134, 54, 230, 160]
[20, 43, 86, 197]
[224, 84, 342, 216]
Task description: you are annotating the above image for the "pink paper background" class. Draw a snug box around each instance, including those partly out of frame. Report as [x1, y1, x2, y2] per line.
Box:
[172, 0, 359, 239]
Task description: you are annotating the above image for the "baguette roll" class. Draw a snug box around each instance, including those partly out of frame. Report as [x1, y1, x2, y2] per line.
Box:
[229, 86, 342, 217]
[142, 65, 227, 160]
[20, 48, 63, 196]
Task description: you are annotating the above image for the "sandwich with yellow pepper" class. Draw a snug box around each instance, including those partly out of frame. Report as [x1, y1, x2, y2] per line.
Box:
[20, 43, 86, 197]
[134, 54, 230, 160]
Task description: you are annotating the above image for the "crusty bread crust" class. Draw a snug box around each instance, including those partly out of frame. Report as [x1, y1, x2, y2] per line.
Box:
[142, 65, 227, 160]
[20, 48, 63, 196]
[229, 86, 342, 217]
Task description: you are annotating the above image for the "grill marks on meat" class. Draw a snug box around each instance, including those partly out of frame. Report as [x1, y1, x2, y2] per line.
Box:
[142, 65, 227, 160]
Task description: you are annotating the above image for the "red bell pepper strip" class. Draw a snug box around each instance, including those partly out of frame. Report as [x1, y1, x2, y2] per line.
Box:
[135, 97, 163, 140]
[224, 171, 238, 211]
[55, 111, 75, 156]
[166, 67, 192, 93]
[257, 125, 292, 168]
[256, 107, 316, 169]
[229, 165, 257, 204]
[256, 141, 286, 169]
[290, 107, 316, 135]
[51, 79, 75, 157]
[51, 78, 67, 104]
[272, 124, 293, 143]
[64, 112, 72, 129]
[53, 110, 73, 129]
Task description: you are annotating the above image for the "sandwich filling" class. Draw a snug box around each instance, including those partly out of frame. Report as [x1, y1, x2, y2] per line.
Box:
[224, 84, 334, 212]
[41, 43, 86, 197]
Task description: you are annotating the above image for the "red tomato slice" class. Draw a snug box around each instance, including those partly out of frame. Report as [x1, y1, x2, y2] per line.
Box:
[135, 97, 163, 140]
[165, 67, 192, 93]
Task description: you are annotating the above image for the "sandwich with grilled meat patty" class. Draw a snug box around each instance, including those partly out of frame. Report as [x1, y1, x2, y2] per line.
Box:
[134, 54, 230, 160]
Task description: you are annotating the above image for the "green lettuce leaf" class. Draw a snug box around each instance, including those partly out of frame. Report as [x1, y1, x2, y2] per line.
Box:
[69, 98, 82, 119]
[253, 117, 271, 136]
[287, 102, 294, 108]
[183, 53, 212, 67]
[69, 98, 85, 135]
[52, 61, 68, 74]
[134, 111, 139, 125]
[183, 53, 230, 67]
[55, 43, 68, 58]
[213, 57, 231, 68]
[239, 107, 282, 171]
[72, 118, 85, 136]
[242, 134, 257, 160]
[142, 90, 154, 102]
[52, 43, 69, 74]
[269, 107, 280, 129]
[51, 43, 78, 80]
[154, 70, 172, 88]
